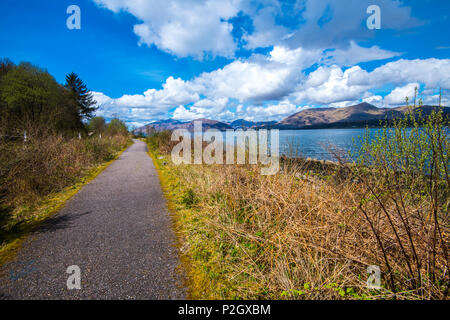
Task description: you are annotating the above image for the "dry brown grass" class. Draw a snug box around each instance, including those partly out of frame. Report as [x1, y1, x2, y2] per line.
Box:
[161, 161, 448, 299]
[0, 132, 130, 242]
[150, 142, 448, 299]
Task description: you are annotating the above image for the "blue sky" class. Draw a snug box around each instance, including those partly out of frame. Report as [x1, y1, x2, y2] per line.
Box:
[1, 0, 449, 127]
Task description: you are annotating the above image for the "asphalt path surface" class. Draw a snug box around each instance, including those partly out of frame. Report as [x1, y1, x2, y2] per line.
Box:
[0, 139, 185, 299]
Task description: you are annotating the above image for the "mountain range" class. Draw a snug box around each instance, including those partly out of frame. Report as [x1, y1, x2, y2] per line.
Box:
[134, 103, 449, 134]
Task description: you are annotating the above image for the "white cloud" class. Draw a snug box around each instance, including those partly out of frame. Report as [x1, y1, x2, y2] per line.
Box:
[172, 103, 236, 122]
[94, 0, 241, 59]
[245, 100, 308, 121]
[384, 83, 419, 106]
[423, 94, 449, 106]
[324, 41, 402, 66]
[293, 65, 371, 105]
[172, 105, 205, 121]
[104, 76, 200, 109]
[347, 58, 450, 89]
[93, 0, 419, 60]
[362, 95, 383, 106]
[242, 3, 291, 50]
[92, 91, 113, 105]
[94, 55, 450, 125]
[290, 58, 450, 106]
[87, 0, 448, 126]
[172, 97, 231, 121]
[192, 46, 322, 103]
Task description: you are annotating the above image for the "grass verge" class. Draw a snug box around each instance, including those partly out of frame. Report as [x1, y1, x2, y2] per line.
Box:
[145, 109, 448, 300]
[147, 148, 232, 299]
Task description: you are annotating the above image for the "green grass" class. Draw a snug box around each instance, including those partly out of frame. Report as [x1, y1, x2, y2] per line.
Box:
[146, 147, 255, 300]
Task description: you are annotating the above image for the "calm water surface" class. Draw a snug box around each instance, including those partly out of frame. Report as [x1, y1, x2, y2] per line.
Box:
[196, 128, 418, 161]
[278, 128, 380, 161]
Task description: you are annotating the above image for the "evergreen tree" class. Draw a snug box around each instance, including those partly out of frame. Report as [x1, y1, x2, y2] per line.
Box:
[65, 72, 97, 120]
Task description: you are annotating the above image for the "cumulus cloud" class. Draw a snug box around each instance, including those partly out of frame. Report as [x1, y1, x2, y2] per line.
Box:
[242, 2, 292, 50]
[93, 0, 419, 60]
[88, 1, 447, 125]
[290, 58, 450, 106]
[94, 45, 321, 118]
[191, 46, 322, 103]
[172, 105, 205, 121]
[108, 76, 199, 109]
[246, 100, 308, 121]
[173, 103, 235, 122]
[362, 95, 384, 106]
[384, 83, 419, 105]
[172, 98, 231, 121]
[95, 55, 450, 124]
[324, 41, 402, 66]
[347, 58, 450, 89]
[94, 0, 241, 58]
[292, 65, 372, 105]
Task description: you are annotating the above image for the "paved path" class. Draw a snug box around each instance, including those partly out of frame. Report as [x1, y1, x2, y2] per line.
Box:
[0, 140, 185, 299]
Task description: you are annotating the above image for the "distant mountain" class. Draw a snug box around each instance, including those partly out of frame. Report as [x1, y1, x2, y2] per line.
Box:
[274, 103, 449, 129]
[134, 118, 232, 134]
[134, 103, 449, 134]
[178, 118, 233, 131]
[230, 119, 255, 129]
[134, 119, 185, 134]
[230, 119, 278, 129]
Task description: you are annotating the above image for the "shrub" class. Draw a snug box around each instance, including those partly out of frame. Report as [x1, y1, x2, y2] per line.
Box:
[349, 105, 449, 298]
[0, 133, 130, 242]
[147, 130, 173, 154]
[147, 108, 448, 300]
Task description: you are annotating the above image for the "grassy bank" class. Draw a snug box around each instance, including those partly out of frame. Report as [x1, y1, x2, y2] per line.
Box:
[147, 108, 448, 300]
[0, 134, 131, 266]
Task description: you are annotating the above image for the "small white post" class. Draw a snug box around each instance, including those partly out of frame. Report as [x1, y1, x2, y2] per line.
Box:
[99, 133, 102, 139]
[24, 131, 27, 143]
[78, 132, 81, 140]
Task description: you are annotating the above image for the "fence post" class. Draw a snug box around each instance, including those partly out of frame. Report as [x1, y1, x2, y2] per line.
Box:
[24, 131, 27, 143]
[78, 132, 81, 140]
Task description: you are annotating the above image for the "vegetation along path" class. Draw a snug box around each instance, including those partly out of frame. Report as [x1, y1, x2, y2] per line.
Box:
[0, 139, 185, 299]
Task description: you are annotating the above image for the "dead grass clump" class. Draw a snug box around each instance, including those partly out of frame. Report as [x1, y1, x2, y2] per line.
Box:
[163, 161, 447, 299]
[0, 133, 130, 242]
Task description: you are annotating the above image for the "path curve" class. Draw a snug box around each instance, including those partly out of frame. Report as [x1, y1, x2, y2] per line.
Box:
[0, 139, 185, 299]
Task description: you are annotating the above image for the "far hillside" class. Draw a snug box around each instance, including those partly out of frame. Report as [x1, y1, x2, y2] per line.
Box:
[274, 103, 450, 129]
[134, 103, 450, 133]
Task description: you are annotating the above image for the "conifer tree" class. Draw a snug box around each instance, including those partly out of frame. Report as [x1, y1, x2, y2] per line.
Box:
[65, 72, 97, 120]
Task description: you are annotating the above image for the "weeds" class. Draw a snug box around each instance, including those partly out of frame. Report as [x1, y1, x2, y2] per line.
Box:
[0, 133, 130, 244]
[346, 103, 449, 298]
[147, 103, 448, 300]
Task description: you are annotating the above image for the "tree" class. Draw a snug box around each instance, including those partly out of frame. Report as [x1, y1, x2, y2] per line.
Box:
[0, 58, 14, 80]
[0, 59, 15, 134]
[88, 116, 106, 134]
[65, 72, 97, 120]
[0, 60, 89, 135]
[106, 118, 128, 136]
[0, 62, 83, 134]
